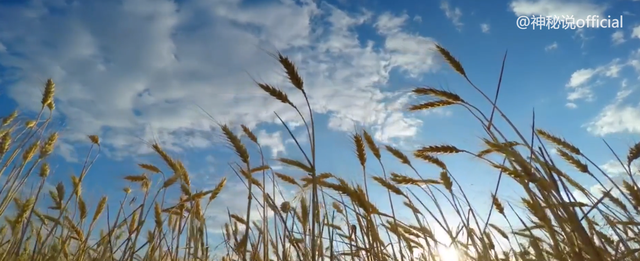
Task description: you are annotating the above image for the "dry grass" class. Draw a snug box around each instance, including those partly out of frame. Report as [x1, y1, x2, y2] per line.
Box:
[0, 45, 639, 261]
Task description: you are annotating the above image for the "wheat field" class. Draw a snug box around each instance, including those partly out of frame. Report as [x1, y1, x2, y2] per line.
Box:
[0, 44, 638, 261]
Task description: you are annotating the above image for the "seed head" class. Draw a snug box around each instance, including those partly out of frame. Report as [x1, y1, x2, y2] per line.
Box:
[280, 201, 291, 213]
[2, 111, 17, 126]
[39, 162, 50, 178]
[25, 120, 36, 128]
[39, 132, 58, 159]
[42, 79, 56, 111]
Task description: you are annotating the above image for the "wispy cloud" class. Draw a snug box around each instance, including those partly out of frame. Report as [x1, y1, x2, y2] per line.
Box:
[544, 41, 558, 51]
[633, 25, 640, 39]
[480, 23, 490, 33]
[612, 30, 625, 45]
[584, 50, 640, 135]
[564, 58, 625, 106]
[440, 1, 463, 30]
[509, 0, 606, 20]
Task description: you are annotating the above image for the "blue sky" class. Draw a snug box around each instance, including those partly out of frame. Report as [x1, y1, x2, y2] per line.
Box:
[0, 0, 640, 248]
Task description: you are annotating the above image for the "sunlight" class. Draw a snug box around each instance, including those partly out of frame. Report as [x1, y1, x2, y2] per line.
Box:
[437, 244, 460, 261]
[410, 236, 461, 261]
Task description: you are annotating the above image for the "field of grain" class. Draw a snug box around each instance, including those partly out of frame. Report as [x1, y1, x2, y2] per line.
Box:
[0, 45, 637, 261]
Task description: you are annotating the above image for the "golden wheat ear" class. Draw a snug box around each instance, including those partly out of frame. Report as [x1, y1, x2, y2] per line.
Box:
[408, 100, 456, 111]
[1, 110, 17, 126]
[412, 87, 465, 103]
[627, 142, 640, 168]
[277, 52, 304, 91]
[435, 44, 466, 77]
[42, 78, 56, 110]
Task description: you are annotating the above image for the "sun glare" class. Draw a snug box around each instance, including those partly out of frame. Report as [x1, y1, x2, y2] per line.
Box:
[437, 244, 460, 261]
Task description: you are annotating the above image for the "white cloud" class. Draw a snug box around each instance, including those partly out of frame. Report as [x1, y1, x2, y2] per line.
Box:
[617, 79, 631, 97]
[372, 111, 422, 143]
[571, 183, 613, 204]
[374, 12, 441, 77]
[600, 160, 638, 176]
[564, 59, 624, 104]
[612, 30, 625, 45]
[604, 62, 624, 77]
[440, 1, 463, 30]
[284, 129, 309, 146]
[630, 49, 640, 76]
[544, 41, 558, 51]
[572, 160, 640, 204]
[585, 77, 639, 136]
[57, 142, 80, 163]
[585, 102, 640, 135]
[211, 0, 319, 50]
[633, 25, 640, 40]
[583, 50, 640, 136]
[256, 130, 286, 157]
[480, 23, 490, 33]
[0, 42, 5, 53]
[413, 15, 422, 23]
[577, 30, 592, 48]
[509, 0, 606, 20]
[566, 86, 594, 102]
[202, 155, 216, 173]
[565, 68, 596, 102]
[0, 0, 445, 159]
